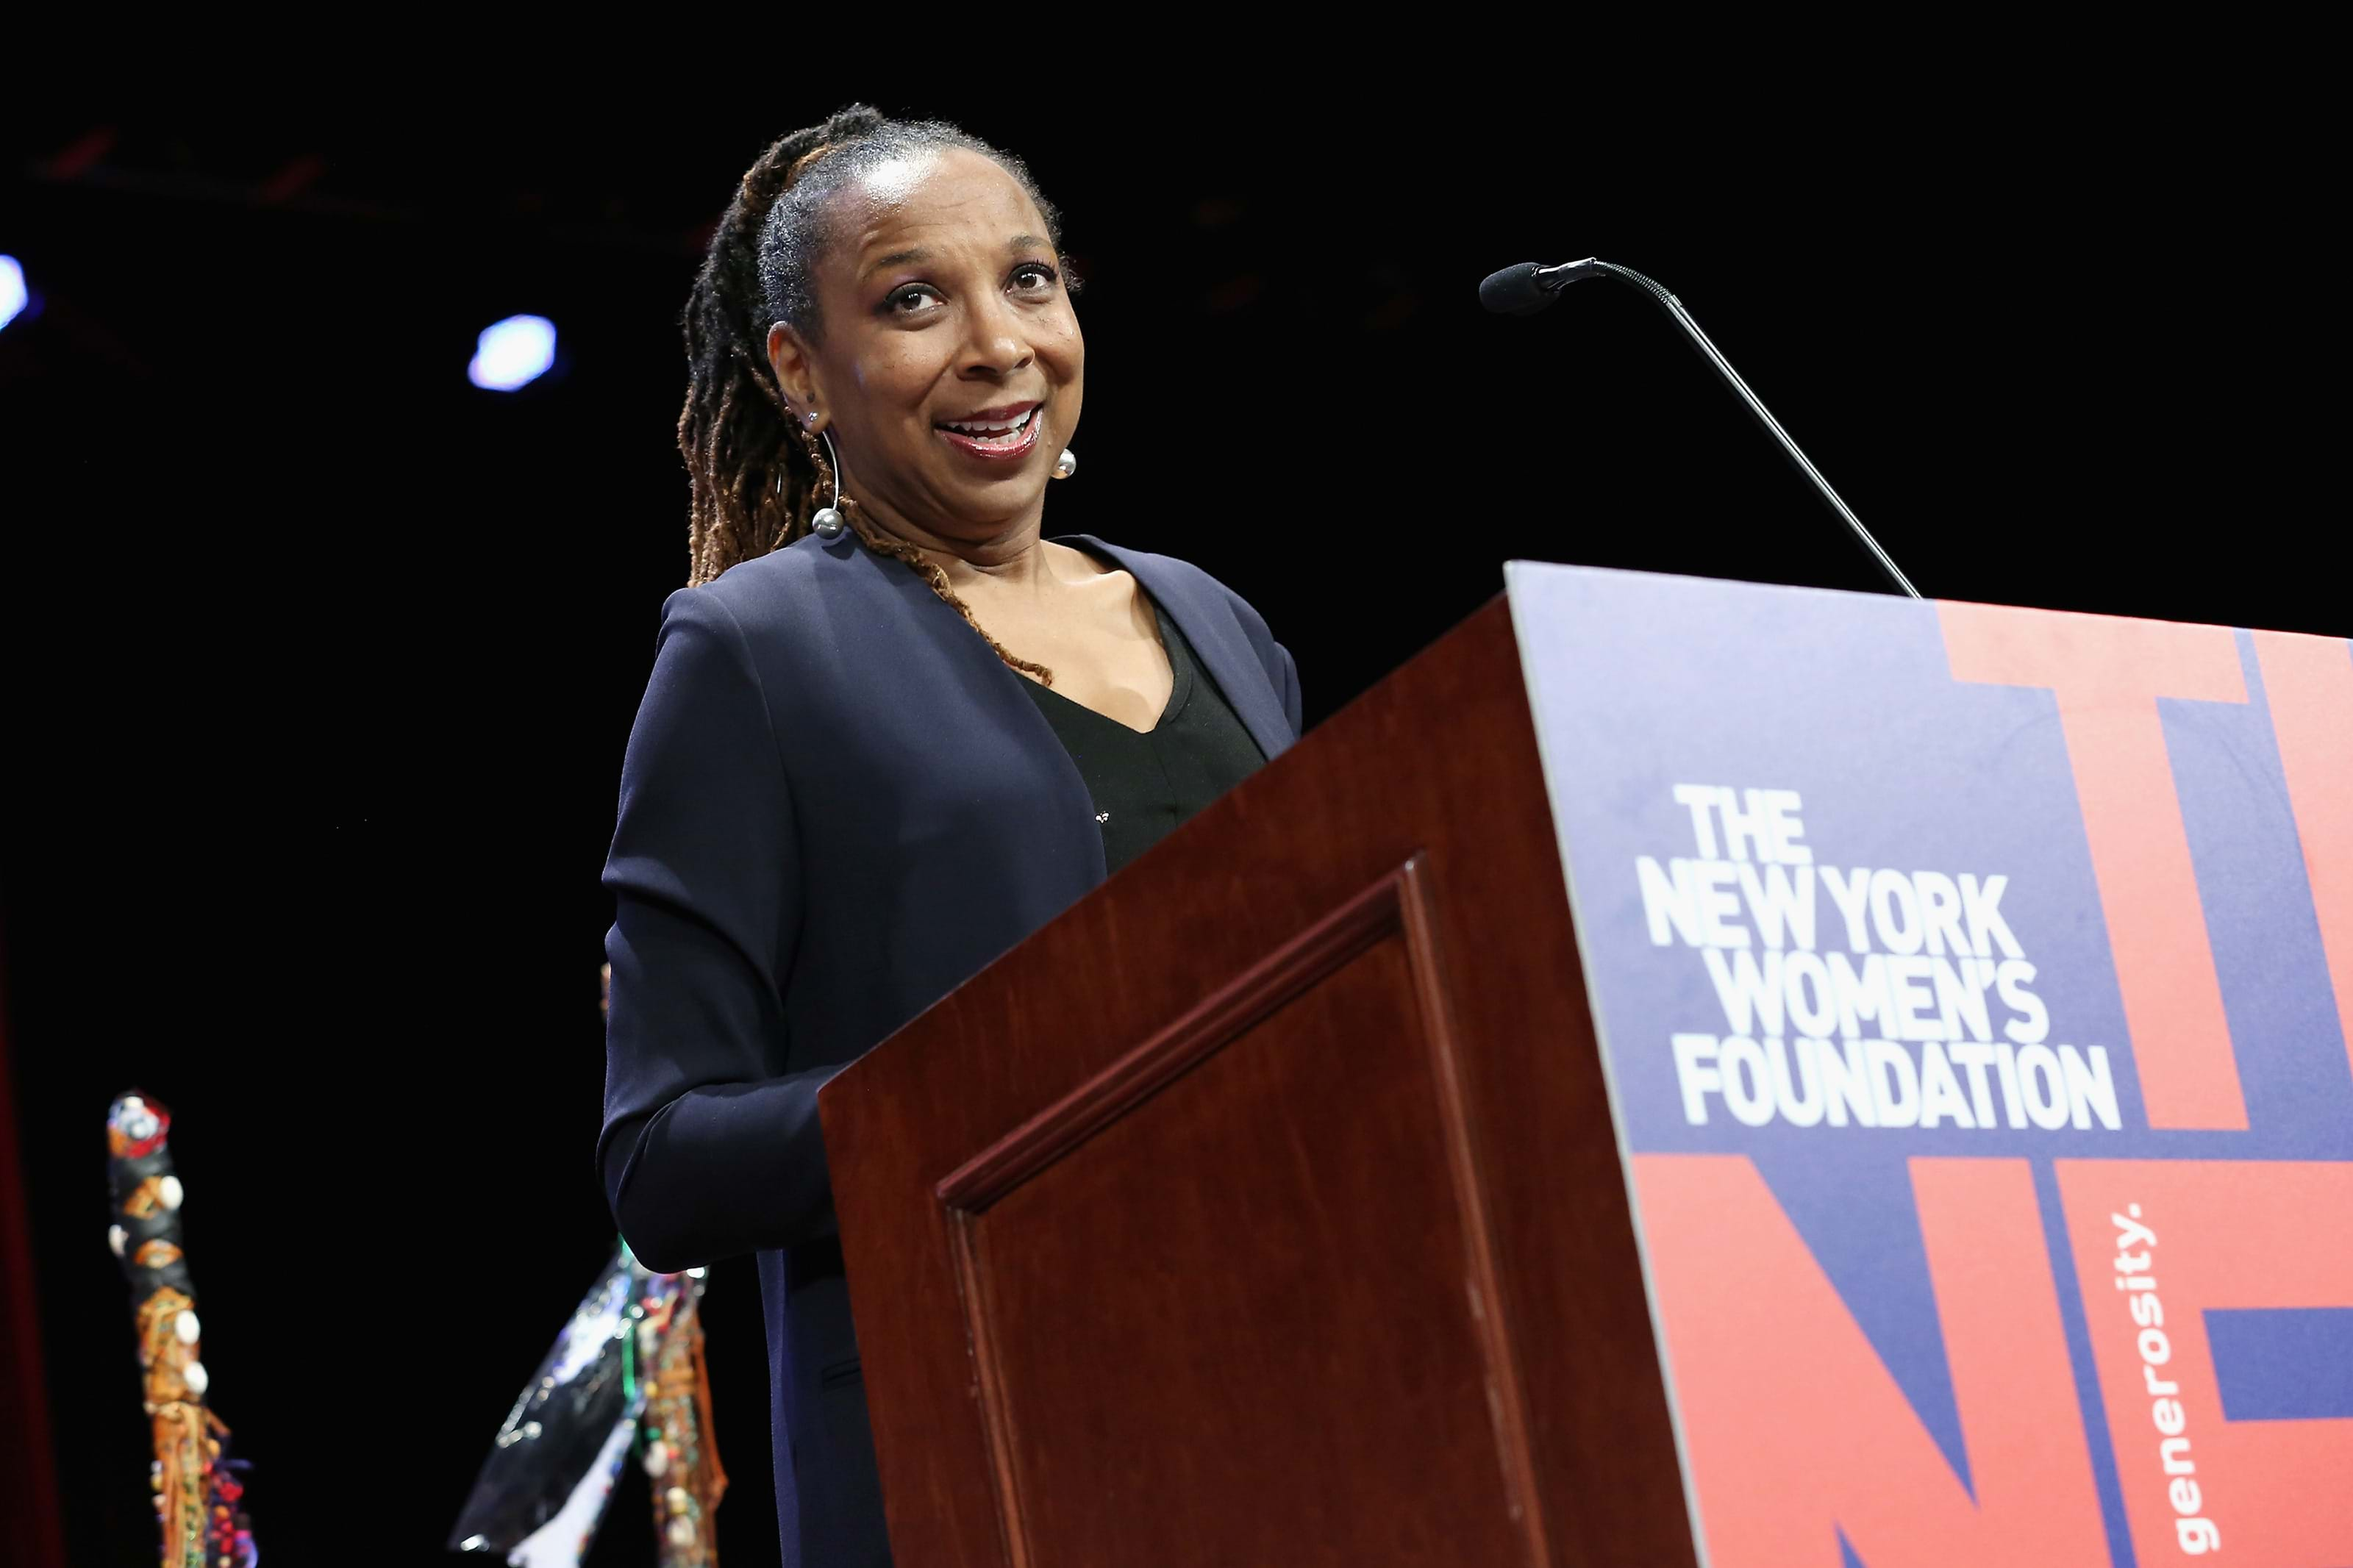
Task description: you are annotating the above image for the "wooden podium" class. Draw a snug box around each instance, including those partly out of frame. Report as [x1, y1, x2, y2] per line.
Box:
[819, 598, 1694, 1567]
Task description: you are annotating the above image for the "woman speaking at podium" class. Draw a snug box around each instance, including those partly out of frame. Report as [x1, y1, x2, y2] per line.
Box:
[597, 107, 1302, 1567]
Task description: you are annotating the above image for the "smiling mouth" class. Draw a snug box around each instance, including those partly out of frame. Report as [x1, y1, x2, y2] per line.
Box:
[935, 403, 1043, 461]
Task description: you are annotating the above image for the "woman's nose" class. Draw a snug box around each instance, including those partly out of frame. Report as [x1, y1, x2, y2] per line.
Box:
[960, 295, 1033, 379]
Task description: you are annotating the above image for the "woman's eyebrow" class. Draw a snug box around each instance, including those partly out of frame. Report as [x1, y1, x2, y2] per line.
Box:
[863, 237, 1048, 279]
[863, 247, 930, 277]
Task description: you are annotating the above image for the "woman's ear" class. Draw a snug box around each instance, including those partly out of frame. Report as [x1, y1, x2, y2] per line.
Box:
[768, 321, 821, 425]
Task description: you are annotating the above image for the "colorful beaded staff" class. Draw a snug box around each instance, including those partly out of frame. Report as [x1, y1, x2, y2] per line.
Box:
[106, 1092, 256, 1568]
[638, 1266, 724, 1567]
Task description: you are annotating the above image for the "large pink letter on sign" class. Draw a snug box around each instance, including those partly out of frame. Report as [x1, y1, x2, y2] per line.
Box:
[1940, 603, 2248, 1128]
[1635, 1154, 2106, 1567]
[2253, 631, 2353, 1080]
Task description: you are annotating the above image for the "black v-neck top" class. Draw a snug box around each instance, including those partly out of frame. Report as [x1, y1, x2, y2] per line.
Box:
[1018, 598, 1266, 875]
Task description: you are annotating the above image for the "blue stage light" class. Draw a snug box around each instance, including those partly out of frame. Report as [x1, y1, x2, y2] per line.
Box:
[468, 314, 557, 391]
[0, 256, 26, 332]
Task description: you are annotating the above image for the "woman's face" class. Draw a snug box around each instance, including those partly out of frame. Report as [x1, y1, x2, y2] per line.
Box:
[770, 147, 1083, 547]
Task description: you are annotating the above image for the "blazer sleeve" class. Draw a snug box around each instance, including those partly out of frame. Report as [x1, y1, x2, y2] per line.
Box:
[1276, 640, 1302, 739]
[598, 587, 837, 1272]
[1214, 570, 1302, 743]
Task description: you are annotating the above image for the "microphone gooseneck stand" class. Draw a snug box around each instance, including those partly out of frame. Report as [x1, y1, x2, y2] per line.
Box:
[1490, 258, 1922, 599]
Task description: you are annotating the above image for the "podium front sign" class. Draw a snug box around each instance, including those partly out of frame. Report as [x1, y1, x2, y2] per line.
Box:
[1508, 565, 2353, 1567]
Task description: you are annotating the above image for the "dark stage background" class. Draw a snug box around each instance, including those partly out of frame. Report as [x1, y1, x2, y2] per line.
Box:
[0, 96, 2324, 1566]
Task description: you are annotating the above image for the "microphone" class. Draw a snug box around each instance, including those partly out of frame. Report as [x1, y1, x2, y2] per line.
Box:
[1479, 257, 1921, 598]
[1477, 259, 1604, 315]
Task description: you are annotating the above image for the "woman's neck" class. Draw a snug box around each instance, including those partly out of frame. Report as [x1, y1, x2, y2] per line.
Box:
[849, 480, 1057, 591]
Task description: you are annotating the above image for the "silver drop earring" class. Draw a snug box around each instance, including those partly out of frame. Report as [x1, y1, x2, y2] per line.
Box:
[1053, 448, 1077, 479]
[811, 425, 848, 538]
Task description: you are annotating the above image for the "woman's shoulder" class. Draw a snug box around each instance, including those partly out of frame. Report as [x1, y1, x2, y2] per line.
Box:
[666, 531, 899, 643]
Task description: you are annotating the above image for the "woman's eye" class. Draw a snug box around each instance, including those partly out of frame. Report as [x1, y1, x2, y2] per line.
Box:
[887, 287, 939, 315]
[1012, 265, 1057, 293]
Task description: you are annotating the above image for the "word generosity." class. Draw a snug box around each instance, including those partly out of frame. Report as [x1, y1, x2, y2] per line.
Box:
[2114, 1206, 2221, 1556]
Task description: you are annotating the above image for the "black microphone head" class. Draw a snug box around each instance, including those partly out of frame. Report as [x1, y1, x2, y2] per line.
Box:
[1479, 262, 1558, 316]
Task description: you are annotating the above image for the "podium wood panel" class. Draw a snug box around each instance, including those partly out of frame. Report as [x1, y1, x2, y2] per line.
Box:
[822, 599, 1697, 1567]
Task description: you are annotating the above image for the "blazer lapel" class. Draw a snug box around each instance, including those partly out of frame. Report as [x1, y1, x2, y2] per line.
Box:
[1065, 535, 1296, 760]
[822, 529, 1110, 889]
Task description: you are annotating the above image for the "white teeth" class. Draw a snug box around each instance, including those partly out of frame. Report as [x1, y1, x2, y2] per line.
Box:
[944, 407, 1035, 438]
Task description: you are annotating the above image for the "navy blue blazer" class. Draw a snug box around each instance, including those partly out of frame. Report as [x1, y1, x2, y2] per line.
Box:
[599, 529, 1300, 1567]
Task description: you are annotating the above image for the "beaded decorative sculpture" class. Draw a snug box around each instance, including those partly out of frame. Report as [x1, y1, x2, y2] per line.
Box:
[446, 1245, 722, 1567]
[105, 1092, 257, 1568]
[449, 964, 725, 1566]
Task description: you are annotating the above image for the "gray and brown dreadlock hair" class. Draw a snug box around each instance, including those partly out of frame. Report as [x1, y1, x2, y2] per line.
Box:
[676, 105, 1071, 683]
